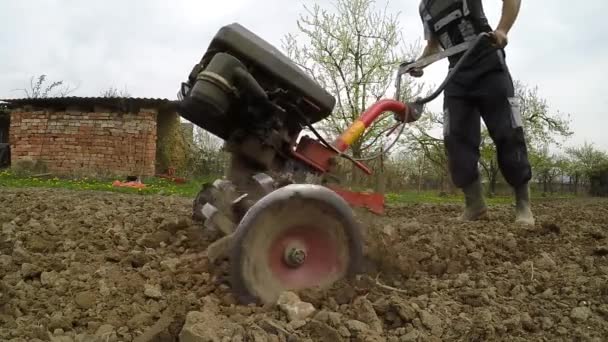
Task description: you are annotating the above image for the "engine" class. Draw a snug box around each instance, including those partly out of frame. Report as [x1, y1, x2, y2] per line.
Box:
[177, 23, 336, 179]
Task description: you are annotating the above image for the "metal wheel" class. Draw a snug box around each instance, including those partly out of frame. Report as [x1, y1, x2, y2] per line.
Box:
[229, 184, 364, 304]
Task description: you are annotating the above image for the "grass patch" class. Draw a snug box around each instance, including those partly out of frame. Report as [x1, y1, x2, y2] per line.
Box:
[0, 170, 212, 198]
[386, 191, 511, 205]
[386, 189, 578, 205]
[0, 169, 581, 205]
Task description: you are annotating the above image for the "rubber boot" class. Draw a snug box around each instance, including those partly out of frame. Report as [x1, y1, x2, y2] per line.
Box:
[514, 183, 535, 225]
[459, 178, 488, 221]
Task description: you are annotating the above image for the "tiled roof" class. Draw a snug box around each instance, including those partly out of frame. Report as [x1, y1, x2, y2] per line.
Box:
[0, 96, 178, 111]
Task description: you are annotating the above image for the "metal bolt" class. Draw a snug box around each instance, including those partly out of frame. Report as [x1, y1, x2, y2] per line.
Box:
[285, 247, 307, 268]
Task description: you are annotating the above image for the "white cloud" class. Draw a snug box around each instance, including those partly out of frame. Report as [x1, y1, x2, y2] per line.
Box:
[1, 0, 607, 151]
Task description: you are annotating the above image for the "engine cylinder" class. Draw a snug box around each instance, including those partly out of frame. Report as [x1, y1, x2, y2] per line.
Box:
[178, 52, 247, 140]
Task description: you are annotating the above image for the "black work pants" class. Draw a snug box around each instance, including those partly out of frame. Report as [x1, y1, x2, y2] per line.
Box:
[443, 69, 532, 189]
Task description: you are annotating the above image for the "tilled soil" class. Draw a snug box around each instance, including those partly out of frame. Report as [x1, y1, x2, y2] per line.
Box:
[0, 187, 607, 341]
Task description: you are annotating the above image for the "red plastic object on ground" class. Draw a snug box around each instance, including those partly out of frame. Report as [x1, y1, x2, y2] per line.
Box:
[112, 180, 146, 189]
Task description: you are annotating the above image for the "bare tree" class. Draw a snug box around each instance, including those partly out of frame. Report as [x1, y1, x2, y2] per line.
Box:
[283, 0, 428, 188]
[480, 80, 573, 195]
[14, 74, 78, 98]
[100, 85, 131, 98]
[283, 0, 424, 158]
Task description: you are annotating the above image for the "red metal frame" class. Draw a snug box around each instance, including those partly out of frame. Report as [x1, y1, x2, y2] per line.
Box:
[289, 99, 410, 215]
[292, 99, 410, 176]
[326, 185, 385, 215]
[333, 99, 410, 152]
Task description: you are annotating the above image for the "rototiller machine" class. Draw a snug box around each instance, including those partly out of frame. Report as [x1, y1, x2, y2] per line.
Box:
[176, 23, 490, 304]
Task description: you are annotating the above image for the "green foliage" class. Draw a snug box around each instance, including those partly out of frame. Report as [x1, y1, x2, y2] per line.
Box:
[0, 170, 212, 198]
[566, 142, 608, 186]
[528, 145, 567, 193]
[588, 160, 608, 197]
[156, 112, 190, 175]
[184, 127, 228, 177]
[566, 142, 608, 174]
[515, 80, 573, 149]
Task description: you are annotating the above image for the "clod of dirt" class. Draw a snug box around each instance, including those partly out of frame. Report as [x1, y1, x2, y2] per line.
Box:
[342, 318, 385, 341]
[127, 313, 153, 329]
[593, 246, 608, 256]
[540, 222, 561, 235]
[277, 291, 316, 322]
[28, 234, 56, 252]
[132, 309, 179, 342]
[419, 310, 443, 337]
[49, 312, 72, 331]
[74, 291, 96, 309]
[520, 312, 537, 332]
[589, 230, 606, 240]
[598, 305, 608, 319]
[159, 217, 190, 234]
[302, 320, 344, 342]
[0, 255, 13, 269]
[138, 231, 172, 248]
[20, 262, 41, 279]
[570, 306, 592, 322]
[344, 319, 370, 333]
[401, 329, 422, 341]
[122, 253, 149, 268]
[179, 307, 244, 341]
[160, 258, 180, 272]
[40, 271, 60, 286]
[49, 331, 74, 342]
[352, 296, 383, 333]
[12, 243, 31, 264]
[104, 252, 122, 263]
[0, 281, 12, 306]
[95, 324, 118, 342]
[144, 284, 162, 299]
[535, 252, 557, 270]
[1, 221, 17, 235]
[453, 273, 470, 288]
[540, 316, 555, 330]
[394, 301, 417, 323]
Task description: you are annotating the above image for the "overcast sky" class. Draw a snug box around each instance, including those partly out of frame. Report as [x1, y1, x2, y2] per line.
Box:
[1, 0, 607, 151]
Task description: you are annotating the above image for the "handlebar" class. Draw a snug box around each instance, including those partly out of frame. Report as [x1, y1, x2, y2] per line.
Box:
[294, 33, 495, 175]
[394, 32, 492, 106]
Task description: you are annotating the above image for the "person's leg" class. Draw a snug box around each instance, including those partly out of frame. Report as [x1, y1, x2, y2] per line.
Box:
[478, 71, 534, 225]
[443, 95, 487, 220]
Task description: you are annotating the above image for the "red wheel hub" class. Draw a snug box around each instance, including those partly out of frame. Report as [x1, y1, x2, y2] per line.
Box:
[268, 225, 345, 289]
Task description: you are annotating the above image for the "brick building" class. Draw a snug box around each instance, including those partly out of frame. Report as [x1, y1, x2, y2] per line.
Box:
[0, 97, 191, 177]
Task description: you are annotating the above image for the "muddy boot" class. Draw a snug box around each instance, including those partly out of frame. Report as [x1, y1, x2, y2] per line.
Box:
[514, 183, 535, 225]
[459, 178, 488, 221]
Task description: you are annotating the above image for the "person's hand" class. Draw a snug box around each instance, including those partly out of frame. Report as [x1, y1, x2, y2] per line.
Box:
[490, 29, 508, 48]
[408, 68, 424, 78]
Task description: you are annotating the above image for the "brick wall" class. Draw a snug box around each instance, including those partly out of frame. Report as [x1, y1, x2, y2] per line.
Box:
[9, 109, 157, 176]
